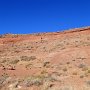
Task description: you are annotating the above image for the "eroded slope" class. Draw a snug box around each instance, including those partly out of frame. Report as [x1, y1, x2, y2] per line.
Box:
[0, 27, 90, 90]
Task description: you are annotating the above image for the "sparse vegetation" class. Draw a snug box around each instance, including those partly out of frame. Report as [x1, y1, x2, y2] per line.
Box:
[0, 27, 90, 90]
[86, 80, 90, 86]
[0, 73, 9, 88]
[87, 69, 90, 73]
[82, 67, 88, 71]
[80, 75, 84, 78]
[41, 70, 48, 75]
[43, 61, 50, 67]
[25, 63, 33, 69]
[66, 62, 70, 64]
[78, 63, 86, 68]
[72, 72, 78, 75]
[23, 76, 44, 87]
[20, 56, 36, 61]
[10, 59, 19, 64]
[63, 67, 67, 72]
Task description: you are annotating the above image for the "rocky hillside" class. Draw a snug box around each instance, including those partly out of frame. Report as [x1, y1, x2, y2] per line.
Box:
[0, 27, 90, 90]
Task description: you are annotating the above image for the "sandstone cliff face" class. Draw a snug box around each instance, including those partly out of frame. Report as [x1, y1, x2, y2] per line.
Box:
[0, 27, 90, 90]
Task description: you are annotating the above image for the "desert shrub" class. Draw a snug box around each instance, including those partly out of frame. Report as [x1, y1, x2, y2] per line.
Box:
[1, 60, 7, 63]
[84, 73, 88, 77]
[20, 56, 36, 61]
[87, 69, 90, 73]
[23, 73, 60, 88]
[0, 73, 9, 87]
[82, 67, 88, 71]
[8, 81, 21, 90]
[14, 50, 21, 53]
[43, 62, 50, 67]
[25, 63, 32, 68]
[78, 63, 86, 68]
[80, 75, 84, 78]
[63, 67, 67, 72]
[72, 72, 78, 75]
[43, 81, 54, 90]
[10, 59, 19, 64]
[49, 75, 61, 82]
[72, 60, 75, 61]
[66, 62, 70, 64]
[86, 80, 90, 86]
[23, 76, 43, 87]
[41, 70, 48, 75]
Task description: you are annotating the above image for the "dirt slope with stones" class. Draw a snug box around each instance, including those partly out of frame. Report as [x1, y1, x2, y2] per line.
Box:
[0, 27, 90, 90]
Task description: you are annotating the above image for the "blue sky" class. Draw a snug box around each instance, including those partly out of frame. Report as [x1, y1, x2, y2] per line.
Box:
[0, 0, 90, 34]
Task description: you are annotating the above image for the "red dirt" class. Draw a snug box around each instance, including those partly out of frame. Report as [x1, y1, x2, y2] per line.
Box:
[0, 27, 90, 90]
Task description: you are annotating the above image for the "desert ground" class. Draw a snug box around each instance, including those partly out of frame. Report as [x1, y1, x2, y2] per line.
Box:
[0, 27, 90, 90]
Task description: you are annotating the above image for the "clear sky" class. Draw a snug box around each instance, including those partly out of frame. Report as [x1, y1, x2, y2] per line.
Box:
[0, 0, 90, 34]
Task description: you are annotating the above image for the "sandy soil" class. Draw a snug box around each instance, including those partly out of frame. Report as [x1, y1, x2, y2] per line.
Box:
[0, 27, 90, 90]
